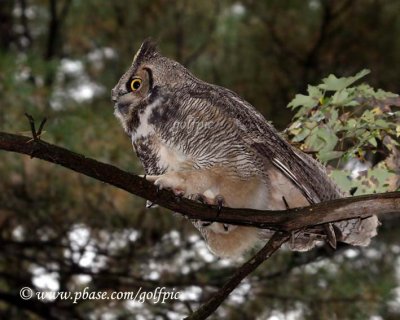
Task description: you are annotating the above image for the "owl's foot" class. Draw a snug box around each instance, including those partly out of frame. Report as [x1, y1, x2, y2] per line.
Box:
[200, 220, 233, 233]
[146, 200, 158, 209]
[192, 220, 234, 234]
[190, 192, 231, 234]
[208, 222, 236, 234]
[190, 191, 225, 211]
[144, 173, 186, 196]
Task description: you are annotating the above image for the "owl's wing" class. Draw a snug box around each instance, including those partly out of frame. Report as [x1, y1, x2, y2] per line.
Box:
[131, 136, 165, 176]
[230, 107, 378, 249]
[193, 85, 342, 204]
[131, 136, 165, 209]
[201, 86, 344, 247]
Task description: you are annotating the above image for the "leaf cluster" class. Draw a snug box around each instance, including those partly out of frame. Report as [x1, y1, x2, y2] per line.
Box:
[286, 70, 400, 194]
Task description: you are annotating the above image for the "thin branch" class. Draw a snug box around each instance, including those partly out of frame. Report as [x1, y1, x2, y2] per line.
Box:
[185, 232, 290, 320]
[0, 132, 399, 231]
[24, 113, 38, 140]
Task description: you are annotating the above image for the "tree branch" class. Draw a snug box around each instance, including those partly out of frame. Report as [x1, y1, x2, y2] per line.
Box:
[0, 132, 399, 231]
[184, 232, 289, 320]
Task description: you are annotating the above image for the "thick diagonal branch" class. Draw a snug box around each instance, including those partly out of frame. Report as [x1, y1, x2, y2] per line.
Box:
[0, 132, 399, 230]
[0, 132, 400, 232]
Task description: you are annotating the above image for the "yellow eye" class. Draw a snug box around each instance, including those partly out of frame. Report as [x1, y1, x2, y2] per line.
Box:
[130, 78, 142, 91]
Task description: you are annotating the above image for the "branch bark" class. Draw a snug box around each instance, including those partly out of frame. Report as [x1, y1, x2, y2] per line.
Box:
[0, 132, 399, 231]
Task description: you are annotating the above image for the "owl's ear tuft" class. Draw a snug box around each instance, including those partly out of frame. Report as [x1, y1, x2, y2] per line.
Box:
[132, 38, 159, 64]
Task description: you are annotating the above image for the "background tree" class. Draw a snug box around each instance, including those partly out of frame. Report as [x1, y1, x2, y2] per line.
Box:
[0, 0, 399, 319]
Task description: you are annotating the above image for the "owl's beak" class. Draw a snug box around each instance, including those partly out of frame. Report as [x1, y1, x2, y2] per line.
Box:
[111, 88, 118, 103]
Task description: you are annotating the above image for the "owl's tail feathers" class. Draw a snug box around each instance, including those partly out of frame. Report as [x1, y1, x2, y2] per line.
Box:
[334, 215, 380, 246]
[260, 215, 380, 252]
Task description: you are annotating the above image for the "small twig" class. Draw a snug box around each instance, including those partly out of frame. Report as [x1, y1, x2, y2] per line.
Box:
[23, 113, 48, 158]
[185, 232, 290, 320]
[24, 113, 47, 142]
[24, 113, 38, 140]
[37, 117, 47, 137]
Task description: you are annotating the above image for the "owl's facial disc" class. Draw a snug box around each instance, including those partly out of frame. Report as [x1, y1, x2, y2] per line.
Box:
[113, 67, 153, 116]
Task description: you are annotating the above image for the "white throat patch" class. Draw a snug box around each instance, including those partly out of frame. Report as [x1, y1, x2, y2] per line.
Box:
[132, 98, 162, 142]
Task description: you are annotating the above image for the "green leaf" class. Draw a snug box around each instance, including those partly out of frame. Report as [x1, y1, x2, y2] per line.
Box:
[318, 69, 370, 91]
[287, 94, 318, 110]
[346, 119, 357, 129]
[317, 127, 338, 152]
[331, 90, 350, 105]
[311, 110, 326, 122]
[375, 119, 389, 129]
[307, 85, 324, 99]
[344, 100, 360, 107]
[292, 128, 311, 142]
[329, 170, 354, 193]
[328, 109, 338, 124]
[366, 168, 395, 193]
[306, 127, 338, 152]
[375, 89, 398, 99]
[356, 83, 376, 96]
[305, 131, 324, 151]
[318, 151, 344, 163]
[356, 84, 398, 100]
[305, 121, 318, 130]
[287, 121, 301, 131]
[333, 121, 344, 132]
[360, 110, 374, 123]
[368, 137, 377, 147]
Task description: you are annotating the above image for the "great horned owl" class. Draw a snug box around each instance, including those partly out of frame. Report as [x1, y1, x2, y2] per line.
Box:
[111, 40, 378, 258]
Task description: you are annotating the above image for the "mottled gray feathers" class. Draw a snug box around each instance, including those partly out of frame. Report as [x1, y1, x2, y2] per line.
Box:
[133, 38, 159, 65]
[112, 40, 379, 253]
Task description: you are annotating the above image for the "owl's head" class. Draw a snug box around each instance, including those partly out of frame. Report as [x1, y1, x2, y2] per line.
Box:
[111, 39, 195, 134]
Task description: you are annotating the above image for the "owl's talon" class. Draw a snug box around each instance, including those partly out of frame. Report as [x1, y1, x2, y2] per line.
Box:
[202, 221, 213, 227]
[192, 193, 207, 204]
[223, 224, 229, 231]
[215, 195, 225, 215]
[143, 174, 158, 182]
[146, 200, 157, 208]
[173, 189, 185, 197]
[323, 223, 337, 249]
[174, 193, 184, 203]
[146, 173, 188, 197]
[282, 196, 290, 210]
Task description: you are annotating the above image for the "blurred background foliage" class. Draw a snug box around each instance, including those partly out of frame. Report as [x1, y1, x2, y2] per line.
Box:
[0, 0, 399, 319]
